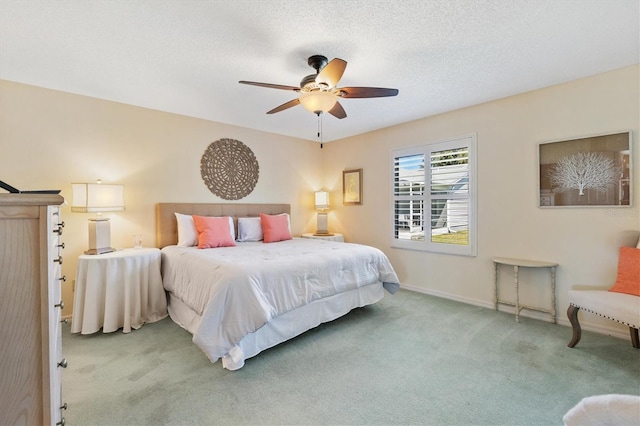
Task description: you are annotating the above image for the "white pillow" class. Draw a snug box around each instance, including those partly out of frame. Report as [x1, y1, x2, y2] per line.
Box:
[237, 217, 263, 242]
[279, 213, 291, 233]
[175, 213, 234, 246]
[175, 213, 198, 247]
[227, 216, 236, 241]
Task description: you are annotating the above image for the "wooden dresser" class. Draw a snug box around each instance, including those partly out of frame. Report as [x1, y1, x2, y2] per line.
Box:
[0, 194, 66, 425]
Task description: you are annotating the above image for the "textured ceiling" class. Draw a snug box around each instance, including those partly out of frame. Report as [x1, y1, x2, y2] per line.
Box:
[1, 0, 638, 143]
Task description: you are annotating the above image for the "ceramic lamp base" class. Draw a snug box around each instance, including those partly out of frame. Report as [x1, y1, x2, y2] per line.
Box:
[86, 218, 115, 255]
[315, 212, 333, 236]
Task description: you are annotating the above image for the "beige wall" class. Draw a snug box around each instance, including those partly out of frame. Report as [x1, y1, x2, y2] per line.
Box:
[322, 65, 639, 337]
[1, 65, 638, 338]
[0, 80, 323, 318]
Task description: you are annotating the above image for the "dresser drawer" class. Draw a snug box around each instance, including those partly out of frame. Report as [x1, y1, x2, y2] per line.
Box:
[0, 194, 65, 426]
[48, 206, 65, 425]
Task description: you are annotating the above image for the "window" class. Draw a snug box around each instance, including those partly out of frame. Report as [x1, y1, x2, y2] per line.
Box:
[391, 134, 477, 256]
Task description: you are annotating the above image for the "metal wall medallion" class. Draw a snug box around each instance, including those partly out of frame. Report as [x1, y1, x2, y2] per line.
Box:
[200, 138, 259, 200]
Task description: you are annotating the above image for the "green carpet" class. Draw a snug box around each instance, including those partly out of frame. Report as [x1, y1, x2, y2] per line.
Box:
[62, 289, 640, 425]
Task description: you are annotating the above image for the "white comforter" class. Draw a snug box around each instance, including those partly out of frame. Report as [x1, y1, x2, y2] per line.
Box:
[161, 238, 399, 364]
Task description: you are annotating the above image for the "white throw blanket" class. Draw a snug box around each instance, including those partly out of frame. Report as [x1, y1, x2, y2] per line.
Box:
[161, 239, 399, 364]
[563, 394, 640, 426]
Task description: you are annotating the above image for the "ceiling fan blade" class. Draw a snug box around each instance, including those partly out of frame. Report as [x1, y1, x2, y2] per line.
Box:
[337, 87, 399, 98]
[239, 81, 300, 92]
[266, 98, 300, 114]
[328, 101, 347, 119]
[316, 58, 347, 88]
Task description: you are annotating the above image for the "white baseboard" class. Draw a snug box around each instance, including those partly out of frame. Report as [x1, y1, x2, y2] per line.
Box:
[398, 283, 631, 341]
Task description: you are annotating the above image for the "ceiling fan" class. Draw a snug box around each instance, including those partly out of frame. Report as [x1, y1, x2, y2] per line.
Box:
[239, 55, 398, 119]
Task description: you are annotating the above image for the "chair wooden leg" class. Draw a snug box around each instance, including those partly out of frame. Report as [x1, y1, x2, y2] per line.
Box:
[630, 327, 639, 349]
[567, 305, 581, 348]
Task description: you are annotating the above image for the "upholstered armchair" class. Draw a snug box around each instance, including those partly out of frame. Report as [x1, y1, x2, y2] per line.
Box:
[567, 230, 640, 349]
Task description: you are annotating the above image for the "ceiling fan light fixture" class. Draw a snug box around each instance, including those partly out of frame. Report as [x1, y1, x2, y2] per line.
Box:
[239, 55, 398, 119]
[299, 91, 337, 114]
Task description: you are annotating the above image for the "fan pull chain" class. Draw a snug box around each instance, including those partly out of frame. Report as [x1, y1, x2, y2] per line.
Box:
[317, 112, 323, 148]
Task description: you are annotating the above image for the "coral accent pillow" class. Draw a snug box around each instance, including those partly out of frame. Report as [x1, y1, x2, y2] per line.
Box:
[192, 215, 236, 249]
[609, 247, 640, 297]
[260, 213, 292, 243]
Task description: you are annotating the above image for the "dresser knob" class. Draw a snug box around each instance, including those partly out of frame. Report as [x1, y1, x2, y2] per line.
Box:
[54, 301, 64, 310]
[59, 275, 67, 282]
[57, 221, 65, 228]
[60, 402, 67, 410]
[54, 256, 63, 264]
[58, 358, 68, 368]
[54, 227, 63, 236]
[56, 417, 65, 426]
[57, 242, 65, 249]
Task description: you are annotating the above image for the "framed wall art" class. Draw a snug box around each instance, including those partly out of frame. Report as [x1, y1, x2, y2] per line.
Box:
[343, 168, 363, 205]
[538, 131, 632, 207]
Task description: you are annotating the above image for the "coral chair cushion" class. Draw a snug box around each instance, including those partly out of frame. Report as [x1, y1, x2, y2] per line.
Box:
[609, 247, 640, 297]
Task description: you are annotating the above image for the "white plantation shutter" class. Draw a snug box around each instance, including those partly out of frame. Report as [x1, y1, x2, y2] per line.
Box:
[393, 151, 425, 241]
[429, 146, 470, 245]
[391, 134, 477, 256]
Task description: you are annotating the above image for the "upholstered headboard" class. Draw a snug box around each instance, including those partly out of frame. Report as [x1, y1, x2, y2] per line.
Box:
[155, 203, 291, 248]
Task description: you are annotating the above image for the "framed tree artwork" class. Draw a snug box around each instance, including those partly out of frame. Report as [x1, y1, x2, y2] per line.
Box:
[343, 168, 363, 205]
[538, 131, 632, 207]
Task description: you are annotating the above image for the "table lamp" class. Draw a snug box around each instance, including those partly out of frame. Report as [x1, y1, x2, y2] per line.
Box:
[71, 180, 124, 254]
[314, 190, 334, 236]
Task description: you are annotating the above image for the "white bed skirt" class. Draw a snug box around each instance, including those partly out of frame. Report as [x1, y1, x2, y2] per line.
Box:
[167, 282, 385, 370]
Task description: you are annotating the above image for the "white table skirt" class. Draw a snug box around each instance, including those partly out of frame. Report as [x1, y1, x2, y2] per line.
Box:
[71, 248, 168, 334]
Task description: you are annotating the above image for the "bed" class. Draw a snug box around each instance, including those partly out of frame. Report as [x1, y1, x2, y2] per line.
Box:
[156, 203, 399, 370]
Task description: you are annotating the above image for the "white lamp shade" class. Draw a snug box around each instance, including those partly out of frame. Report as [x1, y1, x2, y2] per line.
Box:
[299, 91, 337, 114]
[315, 190, 329, 210]
[71, 183, 125, 213]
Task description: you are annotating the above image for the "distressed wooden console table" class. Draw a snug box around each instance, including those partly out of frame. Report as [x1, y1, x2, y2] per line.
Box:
[493, 257, 558, 323]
